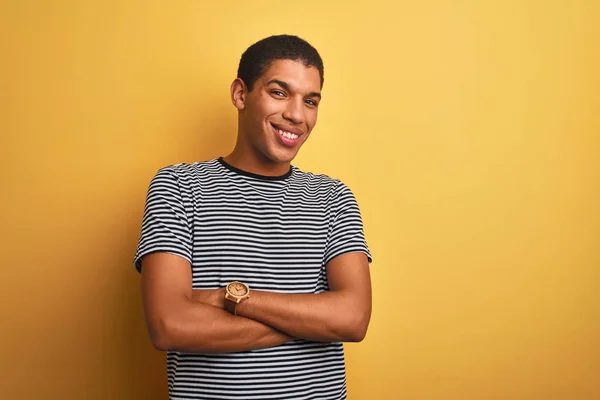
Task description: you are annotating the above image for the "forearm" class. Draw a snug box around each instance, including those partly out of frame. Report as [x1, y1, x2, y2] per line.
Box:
[236, 290, 369, 343]
[148, 299, 293, 353]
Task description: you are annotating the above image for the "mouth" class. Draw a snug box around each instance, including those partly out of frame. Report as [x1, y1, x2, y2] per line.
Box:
[270, 122, 302, 147]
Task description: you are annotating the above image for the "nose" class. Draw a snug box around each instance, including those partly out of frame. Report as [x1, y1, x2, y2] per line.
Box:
[282, 98, 304, 125]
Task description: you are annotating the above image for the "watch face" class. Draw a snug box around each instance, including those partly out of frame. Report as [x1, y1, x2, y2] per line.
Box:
[227, 282, 248, 297]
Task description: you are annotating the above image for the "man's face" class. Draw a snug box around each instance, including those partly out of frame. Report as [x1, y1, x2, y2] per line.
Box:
[237, 59, 322, 165]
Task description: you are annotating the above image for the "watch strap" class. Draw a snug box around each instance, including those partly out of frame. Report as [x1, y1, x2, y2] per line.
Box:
[224, 299, 238, 315]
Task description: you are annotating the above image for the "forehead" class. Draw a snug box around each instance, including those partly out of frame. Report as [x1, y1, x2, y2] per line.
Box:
[258, 59, 321, 92]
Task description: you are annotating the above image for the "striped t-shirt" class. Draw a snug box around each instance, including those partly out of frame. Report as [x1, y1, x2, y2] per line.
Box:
[134, 157, 372, 400]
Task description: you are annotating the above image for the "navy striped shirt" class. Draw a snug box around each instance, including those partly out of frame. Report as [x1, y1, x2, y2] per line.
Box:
[134, 157, 371, 400]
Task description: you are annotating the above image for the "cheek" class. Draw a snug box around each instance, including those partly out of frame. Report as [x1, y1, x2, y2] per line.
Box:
[306, 110, 318, 131]
[247, 94, 273, 118]
[256, 93, 280, 114]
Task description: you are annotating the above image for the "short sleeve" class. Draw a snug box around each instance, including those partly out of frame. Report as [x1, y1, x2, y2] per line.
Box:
[323, 183, 372, 266]
[133, 167, 193, 273]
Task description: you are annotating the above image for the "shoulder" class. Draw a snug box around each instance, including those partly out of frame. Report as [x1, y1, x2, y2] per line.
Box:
[151, 159, 222, 185]
[290, 165, 355, 201]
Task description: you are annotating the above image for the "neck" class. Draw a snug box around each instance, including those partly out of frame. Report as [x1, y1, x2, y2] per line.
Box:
[223, 146, 291, 177]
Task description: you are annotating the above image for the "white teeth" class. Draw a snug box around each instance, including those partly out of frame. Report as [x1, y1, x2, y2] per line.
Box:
[277, 128, 298, 140]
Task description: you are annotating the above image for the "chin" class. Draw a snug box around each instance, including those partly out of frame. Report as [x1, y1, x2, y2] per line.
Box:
[263, 146, 299, 164]
[266, 152, 296, 164]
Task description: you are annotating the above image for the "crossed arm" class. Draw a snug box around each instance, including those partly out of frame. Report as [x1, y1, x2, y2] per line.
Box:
[140, 252, 371, 353]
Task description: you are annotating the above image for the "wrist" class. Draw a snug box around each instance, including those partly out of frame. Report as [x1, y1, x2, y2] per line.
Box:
[234, 294, 250, 317]
[224, 281, 250, 315]
[215, 288, 226, 309]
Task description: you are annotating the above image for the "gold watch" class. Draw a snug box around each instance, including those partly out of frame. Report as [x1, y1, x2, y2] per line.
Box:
[224, 281, 250, 315]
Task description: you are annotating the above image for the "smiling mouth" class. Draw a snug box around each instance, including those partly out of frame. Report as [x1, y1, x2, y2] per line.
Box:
[270, 123, 303, 146]
[271, 123, 301, 139]
[277, 129, 299, 140]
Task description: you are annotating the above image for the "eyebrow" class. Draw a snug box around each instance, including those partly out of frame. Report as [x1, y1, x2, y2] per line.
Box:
[266, 79, 321, 99]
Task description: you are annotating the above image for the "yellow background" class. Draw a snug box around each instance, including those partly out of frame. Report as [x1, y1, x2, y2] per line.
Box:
[1, 1, 599, 399]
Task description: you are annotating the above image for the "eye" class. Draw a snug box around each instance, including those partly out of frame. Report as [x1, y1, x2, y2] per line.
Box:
[271, 90, 286, 98]
[305, 99, 318, 107]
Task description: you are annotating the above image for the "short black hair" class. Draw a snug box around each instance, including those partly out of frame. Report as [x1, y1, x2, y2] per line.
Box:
[237, 34, 324, 92]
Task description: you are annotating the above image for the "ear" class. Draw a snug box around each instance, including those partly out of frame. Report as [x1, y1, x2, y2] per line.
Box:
[230, 78, 247, 110]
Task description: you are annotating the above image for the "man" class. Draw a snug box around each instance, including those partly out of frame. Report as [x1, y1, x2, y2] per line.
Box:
[134, 34, 372, 400]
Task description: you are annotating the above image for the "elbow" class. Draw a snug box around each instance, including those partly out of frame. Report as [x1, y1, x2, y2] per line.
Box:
[345, 323, 368, 342]
[348, 330, 367, 343]
[147, 316, 175, 351]
[341, 311, 371, 343]
[150, 332, 170, 352]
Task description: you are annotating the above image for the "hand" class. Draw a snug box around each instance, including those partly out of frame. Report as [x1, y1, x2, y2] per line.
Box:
[191, 288, 226, 309]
